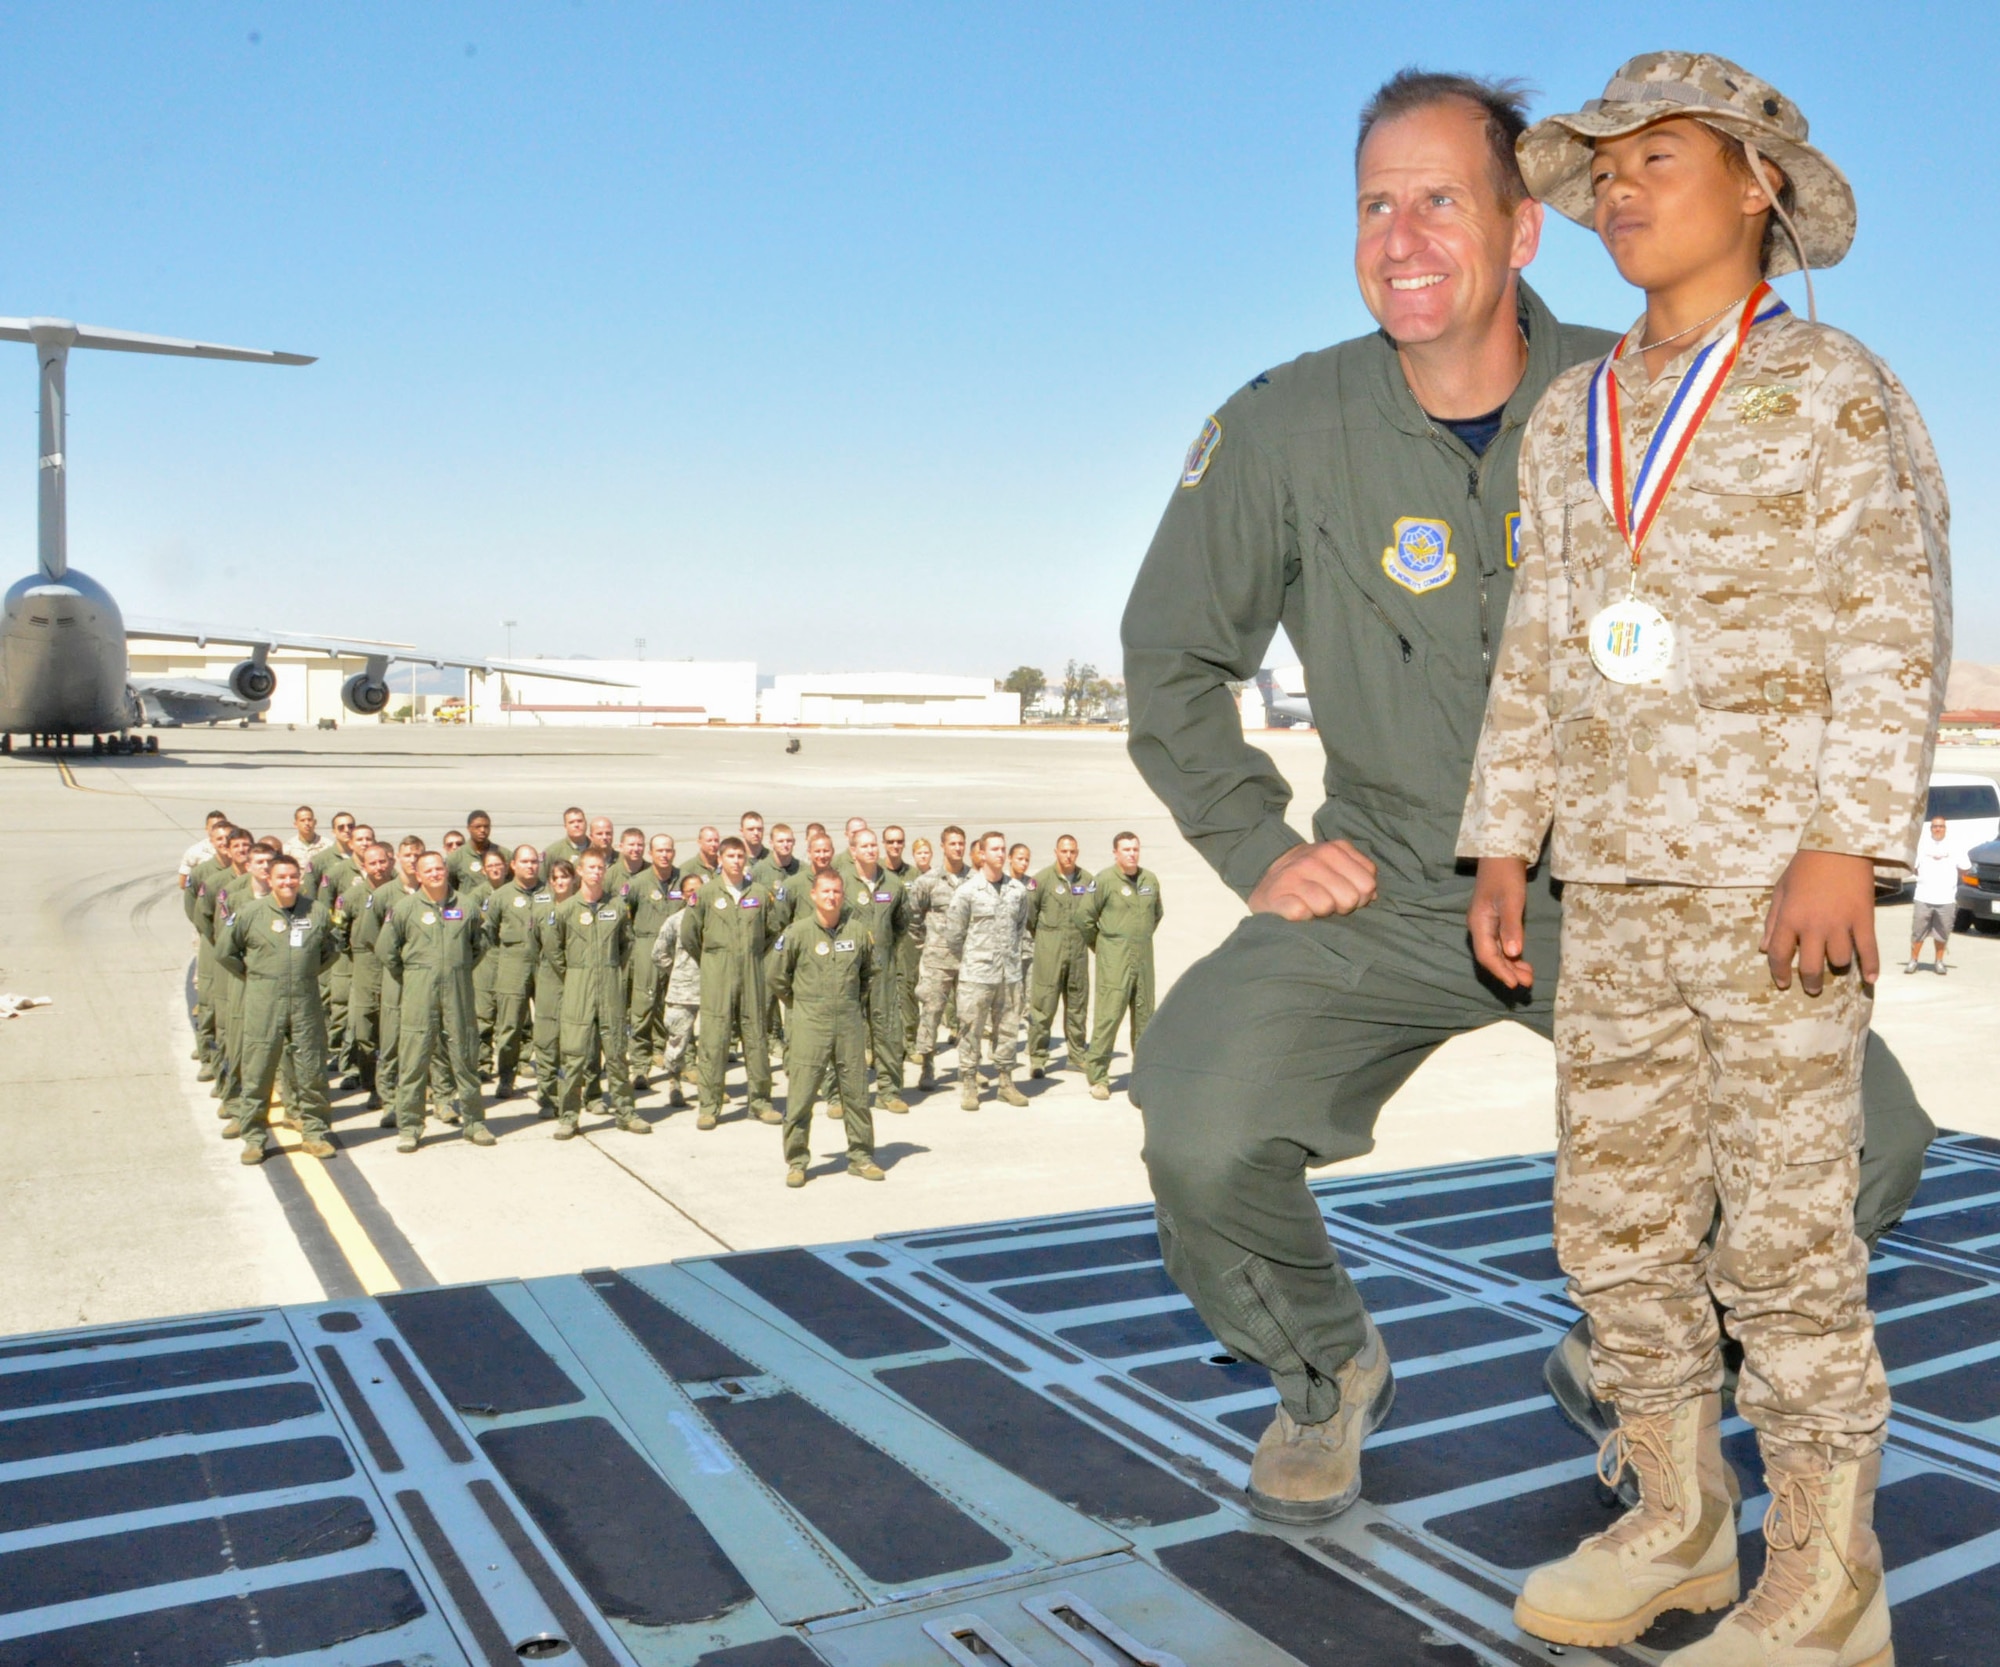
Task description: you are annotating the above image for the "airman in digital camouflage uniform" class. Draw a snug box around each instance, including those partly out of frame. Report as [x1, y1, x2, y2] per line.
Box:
[1026, 834, 1093, 1077]
[651, 870, 707, 1106]
[1460, 57, 1947, 1665]
[771, 869, 884, 1186]
[1121, 69, 1935, 1533]
[217, 854, 339, 1163]
[942, 832, 1032, 1110]
[907, 826, 972, 1088]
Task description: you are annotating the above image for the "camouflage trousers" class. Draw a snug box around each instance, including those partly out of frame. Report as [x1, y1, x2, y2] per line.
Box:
[956, 980, 1025, 1077]
[913, 962, 960, 1058]
[1557, 883, 1889, 1459]
[662, 1003, 698, 1079]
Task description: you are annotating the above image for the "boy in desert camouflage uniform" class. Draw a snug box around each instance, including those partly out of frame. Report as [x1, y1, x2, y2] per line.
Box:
[1459, 54, 1948, 1666]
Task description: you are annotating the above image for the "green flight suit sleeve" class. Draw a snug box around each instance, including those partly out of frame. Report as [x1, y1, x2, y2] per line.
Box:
[547, 909, 569, 979]
[1081, 878, 1104, 950]
[216, 910, 249, 978]
[1121, 398, 1307, 898]
[316, 906, 340, 972]
[379, 903, 406, 981]
[770, 929, 797, 1006]
[683, 898, 706, 961]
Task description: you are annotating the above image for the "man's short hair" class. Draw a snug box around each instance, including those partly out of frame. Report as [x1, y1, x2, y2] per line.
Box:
[1356, 69, 1532, 207]
[205, 809, 230, 826]
[718, 835, 747, 856]
[270, 854, 301, 874]
[883, 824, 905, 840]
[1113, 830, 1139, 847]
[254, 836, 284, 855]
[620, 826, 645, 843]
[468, 809, 490, 824]
[977, 830, 1005, 851]
[398, 834, 427, 853]
[513, 844, 540, 862]
[941, 824, 966, 841]
[770, 822, 793, 837]
[364, 841, 392, 859]
[332, 811, 354, 827]
[813, 867, 845, 888]
[578, 848, 606, 867]
[226, 826, 252, 845]
[564, 805, 586, 820]
[805, 822, 827, 837]
[294, 805, 314, 819]
[740, 810, 763, 826]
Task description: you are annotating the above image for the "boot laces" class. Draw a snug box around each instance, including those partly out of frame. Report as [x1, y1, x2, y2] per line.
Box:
[1738, 1473, 1859, 1630]
[1589, 1414, 1682, 1549]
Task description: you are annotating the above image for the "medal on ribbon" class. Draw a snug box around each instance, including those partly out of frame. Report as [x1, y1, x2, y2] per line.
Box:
[1584, 284, 1788, 686]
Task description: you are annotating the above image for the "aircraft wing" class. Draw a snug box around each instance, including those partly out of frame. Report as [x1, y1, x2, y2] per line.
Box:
[123, 616, 632, 685]
[0, 318, 314, 366]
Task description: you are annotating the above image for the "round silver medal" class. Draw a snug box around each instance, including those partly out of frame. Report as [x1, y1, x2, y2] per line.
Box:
[1588, 597, 1675, 686]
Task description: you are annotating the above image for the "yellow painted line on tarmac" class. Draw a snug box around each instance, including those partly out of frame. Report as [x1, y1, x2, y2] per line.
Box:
[266, 1130, 403, 1293]
[54, 757, 78, 789]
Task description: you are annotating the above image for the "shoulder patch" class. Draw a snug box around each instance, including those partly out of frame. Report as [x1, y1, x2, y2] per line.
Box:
[1180, 415, 1222, 489]
[1504, 509, 1522, 569]
[1381, 515, 1456, 595]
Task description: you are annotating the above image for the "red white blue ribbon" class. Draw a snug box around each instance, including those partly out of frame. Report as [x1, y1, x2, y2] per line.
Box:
[1586, 283, 1789, 565]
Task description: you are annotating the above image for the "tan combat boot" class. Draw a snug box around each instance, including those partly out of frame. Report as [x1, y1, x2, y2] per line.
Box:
[997, 1075, 1029, 1107]
[1246, 1315, 1396, 1523]
[960, 1073, 981, 1111]
[1515, 1393, 1740, 1648]
[1662, 1448, 1889, 1667]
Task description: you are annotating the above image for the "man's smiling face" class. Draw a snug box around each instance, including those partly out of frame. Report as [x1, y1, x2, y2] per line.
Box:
[1354, 97, 1538, 349]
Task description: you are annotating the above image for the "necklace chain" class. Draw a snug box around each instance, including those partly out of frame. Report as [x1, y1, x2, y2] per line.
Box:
[1637, 289, 1755, 354]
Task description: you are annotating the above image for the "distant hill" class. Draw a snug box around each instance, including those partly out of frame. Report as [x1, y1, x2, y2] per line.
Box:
[1948, 663, 2000, 711]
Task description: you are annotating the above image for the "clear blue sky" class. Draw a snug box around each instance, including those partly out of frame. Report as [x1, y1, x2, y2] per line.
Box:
[3, 3, 1989, 677]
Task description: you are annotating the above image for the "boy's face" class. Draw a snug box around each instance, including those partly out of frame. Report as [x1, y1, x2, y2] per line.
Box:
[1590, 119, 1770, 293]
[1355, 98, 1540, 351]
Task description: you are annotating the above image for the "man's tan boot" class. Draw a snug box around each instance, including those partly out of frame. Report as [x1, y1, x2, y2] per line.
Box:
[997, 1074, 1028, 1107]
[1662, 1448, 1889, 1667]
[1246, 1315, 1395, 1523]
[1514, 1393, 1740, 1648]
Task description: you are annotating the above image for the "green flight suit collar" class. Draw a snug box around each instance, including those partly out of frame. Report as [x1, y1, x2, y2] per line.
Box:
[1369, 280, 1567, 444]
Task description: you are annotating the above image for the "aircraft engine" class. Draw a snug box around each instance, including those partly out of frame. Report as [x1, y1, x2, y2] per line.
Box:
[341, 673, 392, 716]
[229, 659, 277, 703]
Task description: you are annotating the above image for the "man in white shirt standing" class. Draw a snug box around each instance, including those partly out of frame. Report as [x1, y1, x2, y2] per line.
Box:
[1910, 816, 1964, 974]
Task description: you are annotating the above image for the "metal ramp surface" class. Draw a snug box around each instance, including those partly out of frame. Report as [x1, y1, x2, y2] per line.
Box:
[2, 1142, 1997, 1665]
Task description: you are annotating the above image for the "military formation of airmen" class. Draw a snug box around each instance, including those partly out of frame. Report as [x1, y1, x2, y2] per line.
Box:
[178, 803, 1163, 1187]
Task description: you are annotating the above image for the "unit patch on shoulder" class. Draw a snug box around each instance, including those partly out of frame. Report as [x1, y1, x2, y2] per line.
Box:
[1180, 416, 1222, 489]
[1504, 510, 1522, 569]
[1382, 516, 1456, 594]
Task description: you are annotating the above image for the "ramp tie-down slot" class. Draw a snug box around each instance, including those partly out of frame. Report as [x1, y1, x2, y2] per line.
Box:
[921, 1591, 1186, 1666]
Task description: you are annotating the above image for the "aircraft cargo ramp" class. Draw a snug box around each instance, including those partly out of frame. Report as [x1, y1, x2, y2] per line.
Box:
[3, 1136, 1999, 1666]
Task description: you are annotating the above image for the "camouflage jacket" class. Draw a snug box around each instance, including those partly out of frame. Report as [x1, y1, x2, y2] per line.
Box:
[650, 910, 704, 1004]
[906, 863, 973, 970]
[1458, 313, 1950, 885]
[943, 873, 1031, 985]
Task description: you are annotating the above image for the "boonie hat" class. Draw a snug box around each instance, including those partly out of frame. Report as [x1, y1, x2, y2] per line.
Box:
[1517, 51, 1854, 277]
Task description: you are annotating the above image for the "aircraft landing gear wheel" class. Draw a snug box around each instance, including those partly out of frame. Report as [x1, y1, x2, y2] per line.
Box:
[145, 734, 158, 753]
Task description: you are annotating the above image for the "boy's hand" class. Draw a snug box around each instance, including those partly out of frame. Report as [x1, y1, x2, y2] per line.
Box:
[1249, 839, 1378, 920]
[1761, 850, 1881, 994]
[1468, 857, 1533, 989]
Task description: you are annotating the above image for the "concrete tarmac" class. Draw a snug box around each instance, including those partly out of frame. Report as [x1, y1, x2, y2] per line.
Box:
[2, 724, 1996, 1339]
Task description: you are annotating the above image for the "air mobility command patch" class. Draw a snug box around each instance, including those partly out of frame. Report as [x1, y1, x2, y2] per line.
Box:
[1180, 416, 1222, 488]
[1505, 510, 1522, 569]
[1382, 516, 1456, 595]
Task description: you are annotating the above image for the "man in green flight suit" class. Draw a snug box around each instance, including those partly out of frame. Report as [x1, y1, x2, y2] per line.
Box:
[623, 834, 683, 1093]
[772, 868, 885, 1187]
[1081, 833, 1161, 1100]
[466, 848, 511, 1078]
[1120, 70, 1936, 1524]
[529, 861, 578, 1117]
[544, 806, 590, 869]
[1026, 833, 1093, 1078]
[484, 844, 544, 1099]
[217, 854, 341, 1164]
[882, 825, 924, 1057]
[336, 840, 397, 1110]
[547, 850, 653, 1139]
[683, 836, 778, 1130]
[446, 810, 507, 890]
[844, 827, 912, 1113]
[379, 850, 490, 1152]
